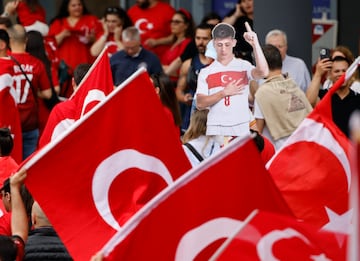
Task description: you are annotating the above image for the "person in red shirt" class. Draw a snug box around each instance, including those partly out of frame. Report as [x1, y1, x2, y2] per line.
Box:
[3, 0, 49, 36]
[127, 0, 175, 60]
[48, 0, 103, 97]
[0, 168, 28, 261]
[161, 8, 194, 84]
[8, 24, 52, 160]
[91, 6, 133, 57]
[0, 128, 19, 237]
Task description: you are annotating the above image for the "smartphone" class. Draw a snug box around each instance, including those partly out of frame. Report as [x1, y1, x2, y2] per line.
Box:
[320, 48, 331, 60]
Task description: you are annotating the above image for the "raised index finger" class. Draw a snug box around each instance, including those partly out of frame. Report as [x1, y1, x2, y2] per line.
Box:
[245, 21, 252, 32]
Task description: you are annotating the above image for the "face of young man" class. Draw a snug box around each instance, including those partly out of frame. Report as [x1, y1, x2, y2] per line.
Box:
[195, 28, 212, 55]
[213, 37, 236, 60]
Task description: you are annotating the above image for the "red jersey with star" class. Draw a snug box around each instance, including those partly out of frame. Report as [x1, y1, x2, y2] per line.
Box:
[128, 2, 174, 59]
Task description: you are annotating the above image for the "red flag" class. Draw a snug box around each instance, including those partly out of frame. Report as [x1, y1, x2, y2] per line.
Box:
[70, 47, 114, 119]
[100, 137, 292, 260]
[267, 72, 352, 231]
[22, 68, 192, 260]
[213, 210, 347, 261]
[39, 47, 113, 147]
[0, 61, 22, 163]
[206, 71, 248, 89]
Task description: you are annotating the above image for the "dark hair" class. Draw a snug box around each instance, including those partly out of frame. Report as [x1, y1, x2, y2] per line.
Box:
[0, 17, 13, 28]
[332, 55, 350, 65]
[175, 9, 195, 39]
[262, 44, 282, 70]
[73, 63, 91, 85]
[103, 6, 133, 29]
[0, 236, 17, 261]
[51, 0, 90, 23]
[151, 73, 182, 127]
[196, 22, 215, 32]
[200, 12, 221, 25]
[0, 29, 9, 50]
[26, 31, 53, 86]
[1, 178, 34, 220]
[250, 129, 265, 152]
[0, 128, 13, 156]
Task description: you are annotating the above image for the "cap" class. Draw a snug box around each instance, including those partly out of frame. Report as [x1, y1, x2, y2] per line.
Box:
[212, 22, 236, 39]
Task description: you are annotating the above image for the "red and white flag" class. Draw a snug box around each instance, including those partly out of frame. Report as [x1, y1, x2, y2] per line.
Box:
[267, 57, 360, 232]
[22, 68, 192, 260]
[0, 60, 22, 163]
[99, 137, 293, 260]
[39, 47, 113, 147]
[212, 210, 347, 261]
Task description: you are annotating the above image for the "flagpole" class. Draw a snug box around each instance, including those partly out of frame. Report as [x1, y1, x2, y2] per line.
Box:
[345, 56, 360, 82]
[208, 209, 259, 261]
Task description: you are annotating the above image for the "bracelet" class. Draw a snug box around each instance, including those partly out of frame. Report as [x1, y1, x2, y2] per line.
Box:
[101, 35, 108, 41]
[2, 12, 9, 17]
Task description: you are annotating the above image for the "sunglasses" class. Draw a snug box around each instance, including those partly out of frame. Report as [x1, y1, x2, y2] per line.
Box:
[105, 7, 120, 14]
[170, 20, 185, 25]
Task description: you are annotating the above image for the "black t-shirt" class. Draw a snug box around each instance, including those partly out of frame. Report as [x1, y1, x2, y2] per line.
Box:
[180, 40, 197, 62]
[319, 89, 360, 137]
[225, 9, 253, 63]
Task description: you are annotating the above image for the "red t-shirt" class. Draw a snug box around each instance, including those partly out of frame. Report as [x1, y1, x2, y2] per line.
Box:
[17, 2, 46, 26]
[48, 15, 103, 70]
[0, 58, 22, 162]
[0, 211, 11, 236]
[128, 2, 175, 59]
[10, 52, 51, 131]
[161, 38, 192, 81]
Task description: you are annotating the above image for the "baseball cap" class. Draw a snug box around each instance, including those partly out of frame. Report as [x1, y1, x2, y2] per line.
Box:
[212, 22, 236, 39]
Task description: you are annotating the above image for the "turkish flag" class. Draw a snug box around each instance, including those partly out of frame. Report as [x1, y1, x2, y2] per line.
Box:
[99, 137, 292, 260]
[267, 74, 352, 231]
[39, 47, 113, 148]
[0, 63, 22, 163]
[214, 210, 347, 261]
[206, 71, 248, 89]
[70, 47, 114, 119]
[22, 68, 192, 260]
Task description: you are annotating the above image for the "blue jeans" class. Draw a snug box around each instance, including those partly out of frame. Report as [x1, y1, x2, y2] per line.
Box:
[22, 129, 39, 160]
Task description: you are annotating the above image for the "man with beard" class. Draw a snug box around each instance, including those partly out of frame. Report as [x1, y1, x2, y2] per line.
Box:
[306, 56, 360, 137]
[176, 23, 214, 131]
[127, 0, 175, 60]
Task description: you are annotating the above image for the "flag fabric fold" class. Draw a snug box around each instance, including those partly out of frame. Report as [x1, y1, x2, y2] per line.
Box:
[213, 210, 347, 261]
[266, 58, 360, 231]
[39, 47, 114, 147]
[23, 68, 191, 261]
[100, 137, 293, 260]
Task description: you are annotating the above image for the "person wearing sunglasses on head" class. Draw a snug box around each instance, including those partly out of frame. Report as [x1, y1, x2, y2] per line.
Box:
[91, 6, 133, 57]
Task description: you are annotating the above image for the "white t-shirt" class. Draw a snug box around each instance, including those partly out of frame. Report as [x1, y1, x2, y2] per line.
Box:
[182, 136, 221, 167]
[196, 58, 254, 136]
